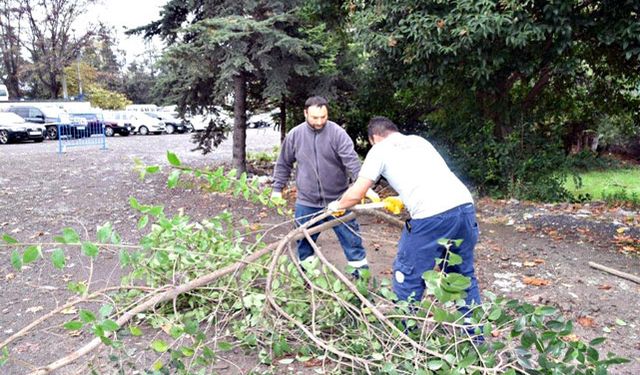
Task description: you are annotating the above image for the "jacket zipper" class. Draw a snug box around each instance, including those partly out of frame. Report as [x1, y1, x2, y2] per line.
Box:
[313, 131, 323, 204]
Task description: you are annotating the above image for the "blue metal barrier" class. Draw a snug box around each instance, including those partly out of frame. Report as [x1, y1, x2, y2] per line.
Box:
[57, 119, 107, 153]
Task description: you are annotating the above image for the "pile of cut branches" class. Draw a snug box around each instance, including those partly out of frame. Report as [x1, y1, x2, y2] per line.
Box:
[0, 155, 629, 374]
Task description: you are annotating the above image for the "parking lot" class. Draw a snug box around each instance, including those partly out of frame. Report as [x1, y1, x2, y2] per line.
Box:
[0, 128, 281, 248]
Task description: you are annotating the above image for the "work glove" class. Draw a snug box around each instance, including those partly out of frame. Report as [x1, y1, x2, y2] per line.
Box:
[327, 200, 345, 217]
[382, 196, 403, 215]
[270, 191, 285, 205]
[270, 191, 282, 200]
[364, 188, 380, 203]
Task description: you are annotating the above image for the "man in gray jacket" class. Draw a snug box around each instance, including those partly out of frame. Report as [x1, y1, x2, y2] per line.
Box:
[271, 96, 377, 274]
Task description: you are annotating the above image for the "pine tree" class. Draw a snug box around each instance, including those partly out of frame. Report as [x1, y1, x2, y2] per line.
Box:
[131, 0, 318, 174]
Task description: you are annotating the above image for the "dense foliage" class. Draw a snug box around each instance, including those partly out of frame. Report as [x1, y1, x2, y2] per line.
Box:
[2, 0, 638, 200]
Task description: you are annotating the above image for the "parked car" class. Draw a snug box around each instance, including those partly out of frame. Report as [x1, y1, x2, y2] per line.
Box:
[147, 112, 188, 134]
[0, 84, 8, 101]
[103, 111, 165, 135]
[6, 104, 78, 139]
[0, 112, 45, 144]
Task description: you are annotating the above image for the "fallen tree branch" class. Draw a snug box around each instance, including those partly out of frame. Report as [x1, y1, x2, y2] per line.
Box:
[354, 208, 404, 228]
[28, 212, 355, 375]
[588, 261, 640, 284]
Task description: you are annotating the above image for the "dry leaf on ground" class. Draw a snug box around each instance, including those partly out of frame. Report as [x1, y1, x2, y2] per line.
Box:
[523, 277, 551, 286]
[577, 316, 596, 327]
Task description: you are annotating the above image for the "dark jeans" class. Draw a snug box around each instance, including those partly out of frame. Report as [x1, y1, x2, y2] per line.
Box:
[294, 204, 367, 267]
[392, 203, 481, 312]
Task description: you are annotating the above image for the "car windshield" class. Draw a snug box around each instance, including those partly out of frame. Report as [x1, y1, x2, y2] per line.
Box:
[0, 112, 26, 124]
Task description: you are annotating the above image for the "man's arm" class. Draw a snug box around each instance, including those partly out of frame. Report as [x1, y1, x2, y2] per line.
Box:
[336, 177, 374, 209]
[272, 135, 295, 193]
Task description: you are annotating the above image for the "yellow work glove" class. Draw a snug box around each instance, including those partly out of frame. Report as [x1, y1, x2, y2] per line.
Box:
[382, 196, 404, 215]
[362, 188, 380, 204]
[327, 200, 346, 217]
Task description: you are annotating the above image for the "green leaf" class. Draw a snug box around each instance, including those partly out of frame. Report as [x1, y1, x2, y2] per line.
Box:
[447, 252, 463, 266]
[23, 245, 41, 264]
[488, 307, 502, 321]
[51, 249, 66, 269]
[521, 330, 537, 349]
[79, 309, 96, 323]
[218, 341, 233, 351]
[427, 360, 444, 370]
[148, 205, 164, 217]
[129, 196, 141, 210]
[167, 151, 181, 166]
[81, 242, 99, 257]
[62, 228, 80, 243]
[589, 337, 606, 346]
[180, 346, 195, 357]
[332, 279, 342, 293]
[101, 320, 119, 332]
[11, 250, 22, 270]
[119, 249, 131, 267]
[151, 340, 169, 353]
[99, 304, 114, 318]
[167, 170, 181, 188]
[97, 223, 112, 243]
[145, 165, 160, 174]
[615, 318, 627, 326]
[137, 215, 149, 229]
[64, 321, 83, 330]
[129, 326, 143, 336]
[2, 234, 18, 244]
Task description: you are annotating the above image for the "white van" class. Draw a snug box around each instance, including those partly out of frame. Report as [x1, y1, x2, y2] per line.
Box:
[0, 85, 9, 101]
[103, 110, 165, 135]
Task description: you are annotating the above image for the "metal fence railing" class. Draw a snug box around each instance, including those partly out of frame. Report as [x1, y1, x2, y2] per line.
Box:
[56, 121, 107, 153]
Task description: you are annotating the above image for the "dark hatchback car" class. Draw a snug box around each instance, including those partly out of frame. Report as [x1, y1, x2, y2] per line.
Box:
[6, 105, 79, 139]
[68, 111, 107, 137]
[0, 112, 46, 144]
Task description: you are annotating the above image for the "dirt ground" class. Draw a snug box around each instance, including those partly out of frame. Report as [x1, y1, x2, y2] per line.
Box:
[0, 132, 639, 374]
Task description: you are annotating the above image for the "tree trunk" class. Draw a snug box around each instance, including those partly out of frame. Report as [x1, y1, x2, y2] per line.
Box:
[232, 73, 247, 175]
[279, 95, 287, 143]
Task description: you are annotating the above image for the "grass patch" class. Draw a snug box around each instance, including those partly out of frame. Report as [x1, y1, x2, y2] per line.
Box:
[565, 167, 640, 205]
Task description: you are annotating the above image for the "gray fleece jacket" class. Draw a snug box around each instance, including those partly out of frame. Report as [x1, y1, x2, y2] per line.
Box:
[273, 121, 361, 207]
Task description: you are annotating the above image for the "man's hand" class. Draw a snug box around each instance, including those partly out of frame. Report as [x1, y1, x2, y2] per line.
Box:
[365, 188, 380, 203]
[270, 191, 285, 205]
[327, 200, 345, 217]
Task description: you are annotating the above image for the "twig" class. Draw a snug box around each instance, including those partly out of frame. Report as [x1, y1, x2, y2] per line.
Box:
[588, 261, 640, 284]
[0, 286, 153, 351]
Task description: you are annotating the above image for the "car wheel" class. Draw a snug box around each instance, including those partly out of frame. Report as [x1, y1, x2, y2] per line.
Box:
[104, 126, 114, 137]
[46, 126, 58, 140]
[0, 130, 9, 144]
[139, 126, 149, 135]
[165, 124, 175, 134]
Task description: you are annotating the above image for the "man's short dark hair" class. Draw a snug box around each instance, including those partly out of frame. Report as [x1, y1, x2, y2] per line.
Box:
[305, 96, 329, 110]
[368, 116, 399, 139]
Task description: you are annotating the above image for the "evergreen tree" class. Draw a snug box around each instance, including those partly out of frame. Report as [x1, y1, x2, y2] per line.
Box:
[131, 0, 318, 174]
